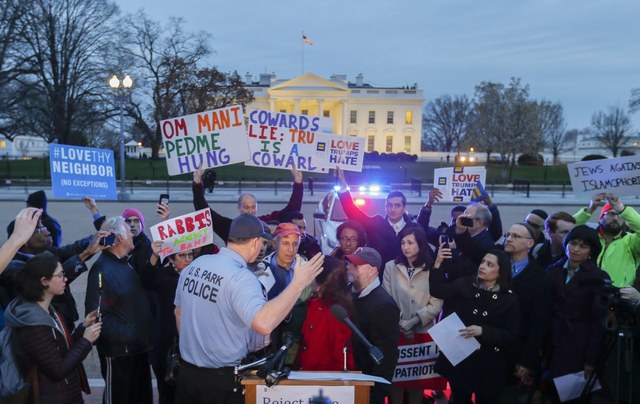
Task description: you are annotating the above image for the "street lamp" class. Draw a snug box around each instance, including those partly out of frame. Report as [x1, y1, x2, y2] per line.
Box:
[109, 74, 133, 201]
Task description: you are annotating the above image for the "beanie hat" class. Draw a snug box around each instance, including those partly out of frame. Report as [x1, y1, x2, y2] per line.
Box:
[529, 209, 548, 220]
[122, 208, 145, 230]
[26, 190, 47, 211]
[599, 203, 613, 220]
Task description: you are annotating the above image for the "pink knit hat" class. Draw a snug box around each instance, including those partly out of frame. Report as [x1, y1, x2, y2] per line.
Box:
[122, 208, 145, 230]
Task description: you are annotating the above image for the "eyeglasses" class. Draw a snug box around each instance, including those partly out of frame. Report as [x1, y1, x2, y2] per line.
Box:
[176, 252, 194, 259]
[503, 233, 532, 240]
[51, 272, 66, 279]
[34, 226, 48, 234]
[339, 237, 359, 244]
[603, 211, 620, 217]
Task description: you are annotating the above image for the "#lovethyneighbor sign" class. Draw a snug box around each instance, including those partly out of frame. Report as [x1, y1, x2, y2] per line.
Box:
[433, 166, 487, 202]
[245, 109, 364, 173]
[49, 144, 117, 200]
[160, 106, 249, 175]
[150, 208, 213, 261]
[567, 155, 640, 198]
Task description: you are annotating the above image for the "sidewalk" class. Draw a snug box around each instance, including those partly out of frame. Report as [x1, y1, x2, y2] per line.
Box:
[1, 184, 626, 206]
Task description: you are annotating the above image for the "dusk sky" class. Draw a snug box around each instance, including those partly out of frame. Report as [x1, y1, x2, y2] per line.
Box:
[118, 0, 640, 131]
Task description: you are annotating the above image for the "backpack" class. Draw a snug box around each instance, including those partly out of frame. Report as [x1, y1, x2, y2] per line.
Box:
[0, 326, 38, 403]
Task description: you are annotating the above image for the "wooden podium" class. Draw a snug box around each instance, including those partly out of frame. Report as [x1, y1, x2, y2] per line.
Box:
[241, 372, 374, 404]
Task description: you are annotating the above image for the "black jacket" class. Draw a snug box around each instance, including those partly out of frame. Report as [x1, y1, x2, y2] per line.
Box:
[85, 250, 153, 357]
[430, 267, 520, 395]
[1, 237, 91, 330]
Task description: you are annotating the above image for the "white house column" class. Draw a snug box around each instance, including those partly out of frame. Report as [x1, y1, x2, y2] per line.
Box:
[317, 98, 324, 117]
[269, 98, 275, 111]
[294, 98, 300, 114]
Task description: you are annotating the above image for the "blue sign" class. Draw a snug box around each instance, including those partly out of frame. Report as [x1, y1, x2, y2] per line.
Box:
[49, 144, 117, 200]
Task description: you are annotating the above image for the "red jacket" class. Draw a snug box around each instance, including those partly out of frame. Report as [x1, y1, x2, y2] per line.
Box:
[296, 297, 355, 371]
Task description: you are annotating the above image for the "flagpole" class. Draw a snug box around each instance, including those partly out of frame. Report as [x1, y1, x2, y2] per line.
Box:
[301, 31, 304, 75]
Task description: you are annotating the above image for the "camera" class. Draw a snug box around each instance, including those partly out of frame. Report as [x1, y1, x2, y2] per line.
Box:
[600, 284, 639, 318]
[460, 216, 474, 227]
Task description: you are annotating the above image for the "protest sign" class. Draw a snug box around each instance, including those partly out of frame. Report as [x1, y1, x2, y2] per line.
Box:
[245, 109, 364, 173]
[150, 208, 213, 261]
[160, 105, 248, 175]
[49, 144, 117, 200]
[392, 333, 447, 389]
[567, 155, 640, 198]
[433, 166, 487, 203]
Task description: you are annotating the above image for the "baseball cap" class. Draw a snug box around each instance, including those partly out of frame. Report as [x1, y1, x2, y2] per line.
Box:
[229, 214, 273, 240]
[274, 222, 301, 238]
[345, 247, 382, 269]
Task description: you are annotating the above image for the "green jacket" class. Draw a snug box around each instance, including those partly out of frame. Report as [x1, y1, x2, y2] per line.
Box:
[574, 206, 640, 286]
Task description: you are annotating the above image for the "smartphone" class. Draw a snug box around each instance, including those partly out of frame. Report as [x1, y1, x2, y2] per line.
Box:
[460, 216, 474, 227]
[439, 235, 450, 249]
[159, 193, 170, 206]
[99, 233, 116, 247]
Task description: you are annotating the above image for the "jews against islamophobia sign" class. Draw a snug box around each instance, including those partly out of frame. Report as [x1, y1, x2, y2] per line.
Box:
[160, 106, 249, 176]
[433, 166, 487, 202]
[568, 155, 640, 198]
[49, 144, 117, 200]
[150, 208, 213, 261]
[245, 109, 365, 173]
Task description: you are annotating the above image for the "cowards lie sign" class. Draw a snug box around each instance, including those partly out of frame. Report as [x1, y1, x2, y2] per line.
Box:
[567, 155, 640, 198]
[49, 144, 117, 200]
[433, 166, 487, 203]
[160, 106, 249, 176]
[150, 208, 213, 261]
[245, 109, 364, 173]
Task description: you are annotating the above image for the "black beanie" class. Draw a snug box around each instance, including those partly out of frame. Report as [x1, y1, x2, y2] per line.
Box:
[26, 190, 47, 211]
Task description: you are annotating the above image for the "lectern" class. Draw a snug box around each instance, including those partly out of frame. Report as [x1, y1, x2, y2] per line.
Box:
[241, 372, 374, 404]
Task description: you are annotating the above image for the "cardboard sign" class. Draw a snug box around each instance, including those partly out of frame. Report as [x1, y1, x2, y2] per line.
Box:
[568, 155, 640, 198]
[160, 106, 249, 175]
[150, 208, 213, 260]
[49, 144, 117, 200]
[433, 166, 487, 202]
[392, 333, 447, 389]
[245, 109, 364, 173]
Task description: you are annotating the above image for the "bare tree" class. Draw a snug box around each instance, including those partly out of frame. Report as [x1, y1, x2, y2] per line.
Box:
[120, 12, 211, 158]
[532, 100, 567, 164]
[630, 87, 640, 113]
[0, 0, 29, 140]
[591, 106, 633, 157]
[7, 0, 119, 145]
[422, 94, 473, 152]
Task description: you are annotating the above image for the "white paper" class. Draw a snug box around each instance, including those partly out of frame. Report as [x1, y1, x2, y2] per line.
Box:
[288, 371, 390, 384]
[553, 371, 601, 402]
[427, 313, 480, 366]
[256, 267, 275, 292]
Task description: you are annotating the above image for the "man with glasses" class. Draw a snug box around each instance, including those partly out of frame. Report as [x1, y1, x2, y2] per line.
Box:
[573, 192, 640, 287]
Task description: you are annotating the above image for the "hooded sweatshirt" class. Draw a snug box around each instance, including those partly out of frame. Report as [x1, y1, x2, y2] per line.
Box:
[4, 297, 91, 404]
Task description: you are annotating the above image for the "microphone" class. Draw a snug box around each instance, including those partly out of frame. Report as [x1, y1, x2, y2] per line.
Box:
[330, 304, 384, 365]
[257, 335, 292, 379]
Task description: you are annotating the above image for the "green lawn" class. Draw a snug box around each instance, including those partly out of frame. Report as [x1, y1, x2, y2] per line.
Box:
[0, 158, 571, 185]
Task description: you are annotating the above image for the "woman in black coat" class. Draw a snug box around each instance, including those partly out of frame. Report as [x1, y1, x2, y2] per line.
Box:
[430, 247, 520, 404]
[544, 225, 610, 396]
[140, 241, 195, 404]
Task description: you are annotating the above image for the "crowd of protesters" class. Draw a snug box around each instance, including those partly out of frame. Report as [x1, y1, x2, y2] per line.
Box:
[1, 170, 640, 404]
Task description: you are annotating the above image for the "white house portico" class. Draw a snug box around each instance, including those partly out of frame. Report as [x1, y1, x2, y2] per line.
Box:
[245, 72, 424, 155]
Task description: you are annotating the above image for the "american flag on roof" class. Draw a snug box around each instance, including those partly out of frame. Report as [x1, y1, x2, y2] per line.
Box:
[302, 35, 314, 45]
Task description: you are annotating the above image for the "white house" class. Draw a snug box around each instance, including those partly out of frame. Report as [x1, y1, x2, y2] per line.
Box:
[245, 72, 424, 155]
[0, 135, 49, 158]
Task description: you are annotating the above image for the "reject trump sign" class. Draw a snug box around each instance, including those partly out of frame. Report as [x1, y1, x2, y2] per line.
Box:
[160, 106, 249, 175]
[433, 166, 487, 203]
